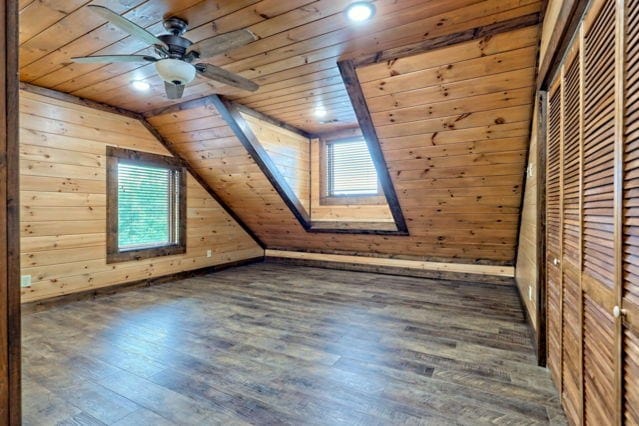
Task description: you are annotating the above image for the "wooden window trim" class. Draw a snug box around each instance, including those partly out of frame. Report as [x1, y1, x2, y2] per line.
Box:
[319, 136, 385, 206]
[106, 146, 187, 264]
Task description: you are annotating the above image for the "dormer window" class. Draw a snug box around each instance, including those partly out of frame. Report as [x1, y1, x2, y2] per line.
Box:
[321, 136, 384, 205]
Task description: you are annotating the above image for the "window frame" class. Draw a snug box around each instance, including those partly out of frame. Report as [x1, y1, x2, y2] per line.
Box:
[319, 136, 385, 206]
[106, 146, 187, 264]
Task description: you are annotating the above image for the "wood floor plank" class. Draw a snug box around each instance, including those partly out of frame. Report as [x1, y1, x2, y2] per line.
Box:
[22, 263, 566, 425]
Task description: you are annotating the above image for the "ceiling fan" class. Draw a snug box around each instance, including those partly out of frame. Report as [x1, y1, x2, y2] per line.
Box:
[72, 5, 259, 99]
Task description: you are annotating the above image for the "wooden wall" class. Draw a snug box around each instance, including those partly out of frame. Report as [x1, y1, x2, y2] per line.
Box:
[19, 90, 263, 303]
[147, 24, 538, 265]
[515, 101, 540, 330]
[241, 112, 311, 212]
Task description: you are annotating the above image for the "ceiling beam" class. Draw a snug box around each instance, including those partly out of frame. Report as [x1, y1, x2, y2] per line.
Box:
[352, 12, 540, 67]
[211, 95, 313, 230]
[337, 60, 409, 235]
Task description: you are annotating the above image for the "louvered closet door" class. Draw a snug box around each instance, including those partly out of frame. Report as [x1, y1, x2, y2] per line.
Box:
[582, 0, 618, 424]
[560, 51, 582, 425]
[546, 81, 563, 393]
[623, 0, 639, 423]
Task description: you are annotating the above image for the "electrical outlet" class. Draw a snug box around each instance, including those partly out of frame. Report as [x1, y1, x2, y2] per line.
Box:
[206, 249, 212, 258]
[528, 285, 533, 301]
[21, 275, 32, 288]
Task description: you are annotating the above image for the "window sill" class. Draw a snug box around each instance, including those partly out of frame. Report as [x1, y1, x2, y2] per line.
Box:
[308, 220, 407, 235]
[106, 244, 186, 264]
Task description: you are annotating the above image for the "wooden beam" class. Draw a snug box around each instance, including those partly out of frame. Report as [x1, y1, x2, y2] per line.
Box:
[1, 0, 20, 423]
[211, 95, 313, 230]
[138, 118, 267, 249]
[233, 102, 313, 140]
[142, 95, 312, 139]
[337, 60, 409, 234]
[19, 82, 141, 120]
[141, 96, 218, 119]
[537, 0, 588, 90]
[352, 13, 540, 67]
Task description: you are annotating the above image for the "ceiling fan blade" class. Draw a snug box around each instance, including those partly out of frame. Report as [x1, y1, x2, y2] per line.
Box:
[71, 55, 158, 63]
[88, 5, 168, 49]
[164, 81, 185, 100]
[187, 29, 257, 58]
[196, 63, 259, 92]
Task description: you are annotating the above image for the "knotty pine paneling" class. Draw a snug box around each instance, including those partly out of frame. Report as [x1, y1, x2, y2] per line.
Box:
[515, 100, 539, 331]
[241, 112, 311, 212]
[147, 25, 538, 265]
[19, 0, 541, 134]
[19, 90, 263, 303]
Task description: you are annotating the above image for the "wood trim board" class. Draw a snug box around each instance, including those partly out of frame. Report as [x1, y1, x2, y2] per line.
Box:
[213, 95, 409, 236]
[1, 0, 20, 423]
[105, 147, 188, 264]
[265, 250, 515, 277]
[353, 13, 541, 67]
[337, 60, 409, 234]
[537, 0, 589, 90]
[21, 256, 265, 314]
[211, 95, 313, 229]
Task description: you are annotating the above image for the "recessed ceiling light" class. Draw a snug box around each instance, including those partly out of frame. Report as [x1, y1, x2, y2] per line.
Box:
[345, 2, 376, 23]
[131, 80, 150, 91]
[314, 106, 327, 118]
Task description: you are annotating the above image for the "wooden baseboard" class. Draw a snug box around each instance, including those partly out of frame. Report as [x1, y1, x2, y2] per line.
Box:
[265, 250, 515, 285]
[22, 257, 264, 314]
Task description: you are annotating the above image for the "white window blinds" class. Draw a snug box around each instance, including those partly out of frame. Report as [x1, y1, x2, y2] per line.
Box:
[327, 138, 379, 196]
[117, 163, 181, 250]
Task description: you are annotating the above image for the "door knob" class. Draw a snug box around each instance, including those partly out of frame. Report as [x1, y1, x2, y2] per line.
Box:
[613, 306, 627, 318]
[553, 258, 560, 266]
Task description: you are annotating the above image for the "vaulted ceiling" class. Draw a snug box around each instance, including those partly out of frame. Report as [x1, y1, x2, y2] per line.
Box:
[20, 0, 540, 134]
[19, 0, 543, 265]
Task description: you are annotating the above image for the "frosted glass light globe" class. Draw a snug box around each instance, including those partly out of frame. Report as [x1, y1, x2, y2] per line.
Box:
[155, 59, 196, 85]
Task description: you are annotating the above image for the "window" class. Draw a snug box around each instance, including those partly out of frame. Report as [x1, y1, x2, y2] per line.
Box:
[106, 147, 186, 263]
[322, 137, 383, 204]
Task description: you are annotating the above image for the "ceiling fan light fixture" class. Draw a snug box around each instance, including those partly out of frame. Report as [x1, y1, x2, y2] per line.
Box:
[155, 58, 196, 85]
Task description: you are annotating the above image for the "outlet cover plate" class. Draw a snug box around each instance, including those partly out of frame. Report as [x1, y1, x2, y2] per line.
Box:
[21, 275, 32, 288]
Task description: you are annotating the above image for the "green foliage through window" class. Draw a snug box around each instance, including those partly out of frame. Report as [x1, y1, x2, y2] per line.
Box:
[117, 163, 180, 250]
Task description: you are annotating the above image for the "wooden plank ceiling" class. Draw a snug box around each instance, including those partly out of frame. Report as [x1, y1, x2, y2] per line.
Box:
[147, 23, 539, 264]
[20, 0, 542, 264]
[20, 0, 539, 134]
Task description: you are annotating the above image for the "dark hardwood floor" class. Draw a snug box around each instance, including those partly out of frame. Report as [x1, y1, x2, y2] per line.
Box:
[22, 263, 566, 425]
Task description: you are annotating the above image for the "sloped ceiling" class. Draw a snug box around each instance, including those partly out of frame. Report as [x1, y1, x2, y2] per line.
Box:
[146, 23, 538, 264]
[19, 0, 540, 134]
